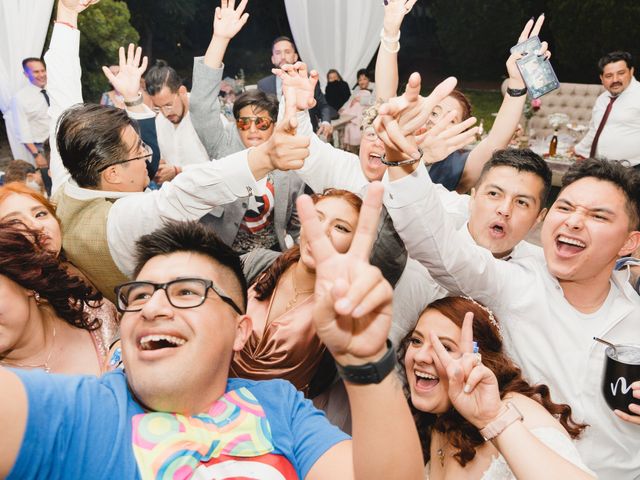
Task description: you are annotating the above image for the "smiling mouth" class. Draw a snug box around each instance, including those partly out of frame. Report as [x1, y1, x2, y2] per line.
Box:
[369, 153, 382, 166]
[414, 370, 440, 391]
[555, 235, 586, 255]
[139, 334, 186, 351]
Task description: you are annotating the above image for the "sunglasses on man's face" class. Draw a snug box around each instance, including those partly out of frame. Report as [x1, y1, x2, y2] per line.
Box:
[236, 116, 274, 131]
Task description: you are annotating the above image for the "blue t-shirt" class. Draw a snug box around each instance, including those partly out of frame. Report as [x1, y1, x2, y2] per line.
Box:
[9, 369, 349, 479]
[428, 149, 469, 191]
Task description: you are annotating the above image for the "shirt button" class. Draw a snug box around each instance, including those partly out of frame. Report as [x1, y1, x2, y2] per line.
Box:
[389, 193, 394, 200]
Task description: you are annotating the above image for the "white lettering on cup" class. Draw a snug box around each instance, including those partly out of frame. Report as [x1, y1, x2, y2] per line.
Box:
[610, 377, 632, 396]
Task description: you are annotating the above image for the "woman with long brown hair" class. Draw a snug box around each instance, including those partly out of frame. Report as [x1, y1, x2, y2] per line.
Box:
[231, 189, 362, 398]
[400, 296, 595, 479]
[0, 224, 115, 375]
[0, 182, 119, 372]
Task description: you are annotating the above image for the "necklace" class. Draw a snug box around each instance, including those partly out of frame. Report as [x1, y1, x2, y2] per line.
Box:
[0, 326, 57, 373]
[285, 266, 314, 311]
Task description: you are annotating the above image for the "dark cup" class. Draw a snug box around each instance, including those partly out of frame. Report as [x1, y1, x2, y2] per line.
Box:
[602, 344, 640, 414]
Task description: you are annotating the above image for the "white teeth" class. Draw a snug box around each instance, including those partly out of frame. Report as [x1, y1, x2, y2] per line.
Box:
[370, 153, 381, 158]
[139, 334, 186, 350]
[415, 371, 438, 380]
[557, 236, 586, 248]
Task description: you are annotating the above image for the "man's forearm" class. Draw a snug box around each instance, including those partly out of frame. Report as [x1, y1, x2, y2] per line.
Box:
[345, 373, 423, 479]
[204, 36, 230, 69]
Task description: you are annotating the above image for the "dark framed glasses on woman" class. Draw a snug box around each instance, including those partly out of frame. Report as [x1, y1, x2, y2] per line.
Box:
[114, 277, 243, 315]
[236, 116, 274, 131]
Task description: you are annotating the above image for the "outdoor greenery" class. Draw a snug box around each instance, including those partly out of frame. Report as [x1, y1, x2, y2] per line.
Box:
[77, 0, 139, 102]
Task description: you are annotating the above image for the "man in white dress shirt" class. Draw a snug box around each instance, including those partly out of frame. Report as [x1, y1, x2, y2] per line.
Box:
[11, 57, 52, 195]
[574, 51, 640, 167]
[143, 60, 210, 183]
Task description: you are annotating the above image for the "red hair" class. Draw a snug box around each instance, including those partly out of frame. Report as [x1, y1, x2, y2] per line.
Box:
[448, 90, 472, 121]
[0, 182, 60, 224]
[398, 296, 586, 466]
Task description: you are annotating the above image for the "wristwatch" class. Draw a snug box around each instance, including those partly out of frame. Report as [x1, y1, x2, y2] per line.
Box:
[336, 339, 396, 385]
[506, 87, 528, 97]
[479, 401, 524, 441]
[124, 93, 144, 107]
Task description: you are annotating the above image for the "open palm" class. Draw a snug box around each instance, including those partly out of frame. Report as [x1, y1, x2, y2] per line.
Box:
[213, 0, 249, 40]
[273, 62, 318, 111]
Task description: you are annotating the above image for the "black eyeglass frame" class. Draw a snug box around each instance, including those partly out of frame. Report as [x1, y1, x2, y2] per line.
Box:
[97, 142, 153, 173]
[114, 277, 243, 315]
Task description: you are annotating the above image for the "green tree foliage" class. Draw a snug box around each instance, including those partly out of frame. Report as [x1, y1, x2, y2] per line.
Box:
[430, 0, 533, 81]
[77, 0, 139, 102]
[548, 0, 640, 82]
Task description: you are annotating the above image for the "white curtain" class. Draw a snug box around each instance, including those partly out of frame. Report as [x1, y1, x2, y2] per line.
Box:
[284, 0, 384, 90]
[0, 0, 55, 162]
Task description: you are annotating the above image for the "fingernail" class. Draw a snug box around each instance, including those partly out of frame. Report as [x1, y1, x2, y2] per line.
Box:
[541, 12, 545, 16]
[353, 306, 364, 318]
[336, 298, 352, 312]
[412, 150, 421, 160]
[464, 384, 471, 394]
[529, 16, 534, 21]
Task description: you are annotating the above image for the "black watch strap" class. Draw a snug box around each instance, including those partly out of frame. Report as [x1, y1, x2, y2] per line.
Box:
[336, 339, 396, 385]
[506, 86, 528, 97]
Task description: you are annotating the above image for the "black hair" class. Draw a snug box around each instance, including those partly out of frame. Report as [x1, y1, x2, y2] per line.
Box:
[144, 60, 182, 96]
[22, 57, 45, 71]
[56, 104, 139, 188]
[271, 35, 296, 53]
[561, 158, 640, 230]
[232, 90, 278, 121]
[475, 149, 552, 210]
[598, 51, 634, 74]
[356, 68, 370, 79]
[133, 221, 248, 311]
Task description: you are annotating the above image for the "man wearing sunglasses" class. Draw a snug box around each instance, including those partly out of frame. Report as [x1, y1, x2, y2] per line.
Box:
[45, 0, 309, 302]
[0, 202, 424, 479]
[189, 0, 307, 253]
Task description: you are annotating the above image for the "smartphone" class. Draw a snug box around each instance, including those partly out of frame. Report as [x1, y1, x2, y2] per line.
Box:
[516, 53, 560, 99]
[510, 36, 542, 56]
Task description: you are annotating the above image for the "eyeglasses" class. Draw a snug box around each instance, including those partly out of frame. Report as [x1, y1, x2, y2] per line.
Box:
[98, 142, 153, 173]
[236, 116, 274, 131]
[114, 277, 243, 315]
[361, 127, 379, 142]
[152, 93, 180, 114]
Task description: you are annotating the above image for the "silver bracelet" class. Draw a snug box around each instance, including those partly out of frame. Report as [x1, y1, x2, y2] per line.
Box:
[380, 148, 423, 166]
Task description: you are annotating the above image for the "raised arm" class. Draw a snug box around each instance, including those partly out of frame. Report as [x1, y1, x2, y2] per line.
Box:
[299, 184, 423, 480]
[374, 0, 417, 101]
[457, 15, 549, 192]
[45, 0, 99, 194]
[190, 0, 249, 159]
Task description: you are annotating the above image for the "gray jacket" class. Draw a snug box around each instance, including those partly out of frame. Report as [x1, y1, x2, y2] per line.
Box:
[190, 57, 305, 251]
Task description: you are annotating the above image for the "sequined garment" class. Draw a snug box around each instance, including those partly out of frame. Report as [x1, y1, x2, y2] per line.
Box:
[84, 299, 120, 373]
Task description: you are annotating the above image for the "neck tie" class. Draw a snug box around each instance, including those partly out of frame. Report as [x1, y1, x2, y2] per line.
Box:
[40, 89, 50, 107]
[589, 95, 618, 158]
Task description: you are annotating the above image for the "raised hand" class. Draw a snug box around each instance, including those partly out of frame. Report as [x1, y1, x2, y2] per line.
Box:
[297, 183, 392, 365]
[418, 112, 478, 164]
[374, 72, 458, 161]
[272, 62, 318, 111]
[431, 312, 503, 429]
[59, 0, 100, 13]
[101, 44, 148, 101]
[258, 85, 310, 172]
[506, 14, 551, 87]
[383, 0, 418, 34]
[213, 0, 249, 40]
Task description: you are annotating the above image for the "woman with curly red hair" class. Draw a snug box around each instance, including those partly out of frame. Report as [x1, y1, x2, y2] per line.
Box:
[400, 296, 595, 479]
[0, 223, 118, 375]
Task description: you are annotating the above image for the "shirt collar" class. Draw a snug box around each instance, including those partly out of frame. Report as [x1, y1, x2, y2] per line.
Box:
[63, 179, 138, 200]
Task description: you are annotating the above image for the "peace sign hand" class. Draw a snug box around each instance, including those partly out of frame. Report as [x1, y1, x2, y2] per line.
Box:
[506, 14, 551, 87]
[430, 312, 503, 429]
[101, 43, 148, 101]
[296, 183, 392, 365]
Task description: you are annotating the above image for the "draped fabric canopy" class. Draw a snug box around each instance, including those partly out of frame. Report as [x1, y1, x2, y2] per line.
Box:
[0, 0, 54, 161]
[283, 0, 384, 90]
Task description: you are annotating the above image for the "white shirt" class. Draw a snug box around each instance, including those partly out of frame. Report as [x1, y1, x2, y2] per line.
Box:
[44, 23, 263, 277]
[384, 163, 640, 479]
[11, 82, 50, 144]
[155, 106, 210, 167]
[575, 77, 640, 166]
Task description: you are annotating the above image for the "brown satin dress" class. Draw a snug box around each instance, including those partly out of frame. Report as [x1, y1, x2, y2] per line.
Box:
[230, 286, 326, 394]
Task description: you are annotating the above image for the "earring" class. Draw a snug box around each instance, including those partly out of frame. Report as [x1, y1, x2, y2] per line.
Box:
[34, 292, 41, 303]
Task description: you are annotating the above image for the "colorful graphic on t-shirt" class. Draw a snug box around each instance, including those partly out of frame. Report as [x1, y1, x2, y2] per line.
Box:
[241, 178, 275, 233]
[132, 387, 299, 480]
